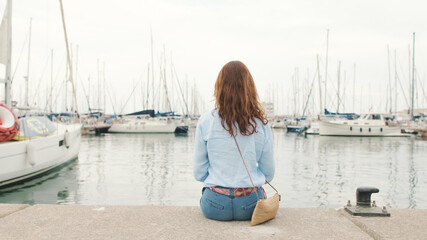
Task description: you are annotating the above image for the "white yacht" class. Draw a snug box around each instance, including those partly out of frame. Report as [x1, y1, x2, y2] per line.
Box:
[109, 115, 188, 133]
[0, 0, 82, 188]
[0, 119, 81, 187]
[319, 114, 407, 137]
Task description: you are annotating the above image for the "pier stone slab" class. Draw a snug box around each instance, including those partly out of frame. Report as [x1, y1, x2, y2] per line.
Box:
[340, 209, 427, 240]
[0, 205, 371, 240]
[272, 208, 370, 240]
[0, 204, 29, 218]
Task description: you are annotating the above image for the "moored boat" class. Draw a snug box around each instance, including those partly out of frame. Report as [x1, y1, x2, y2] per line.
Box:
[286, 125, 304, 133]
[271, 118, 286, 129]
[0, 0, 82, 188]
[109, 116, 188, 134]
[319, 114, 408, 137]
[285, 117, 309, 133]
[0, 120, 81, 188]
[80, 113, 112, 135]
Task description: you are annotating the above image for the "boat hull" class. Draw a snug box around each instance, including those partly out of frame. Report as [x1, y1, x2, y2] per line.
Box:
[82, 124, 111, 135]
[94, 126, 111, 134]
[319, 121, 406, 137]
[0, 123, 81, 187]
[286, 126, 302, 133]
[109, 121, 180, 133]
[306, 122, 320, 135]
[174, 126, 189, 134]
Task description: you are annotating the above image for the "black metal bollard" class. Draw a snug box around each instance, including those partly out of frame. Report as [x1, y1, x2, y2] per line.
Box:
[344, 186, 390, 217]
[356, 187, 379, 207]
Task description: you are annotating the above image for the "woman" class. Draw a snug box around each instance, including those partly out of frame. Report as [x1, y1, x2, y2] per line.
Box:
[193, 61, 275, 221]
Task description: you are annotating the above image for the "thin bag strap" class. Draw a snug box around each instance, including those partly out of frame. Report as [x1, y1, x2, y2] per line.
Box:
[232, 135, 280, 197]
[265, 180, 279, 194]
[232, 135, 260, 200]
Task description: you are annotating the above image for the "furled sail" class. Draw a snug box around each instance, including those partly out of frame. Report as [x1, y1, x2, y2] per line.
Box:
[0, 5, 8, 65]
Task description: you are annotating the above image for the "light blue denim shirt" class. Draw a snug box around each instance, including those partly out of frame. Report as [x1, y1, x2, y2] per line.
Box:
[193, 110, 275, 188]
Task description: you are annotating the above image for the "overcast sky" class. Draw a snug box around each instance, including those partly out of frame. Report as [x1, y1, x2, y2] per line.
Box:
[1, 0, 426, 115]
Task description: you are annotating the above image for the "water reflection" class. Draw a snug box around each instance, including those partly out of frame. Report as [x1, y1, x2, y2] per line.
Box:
[73, 133, 195, 205]
[408, 141, 417, 208]
[1, 130, 427, 209]
[0, 159, 79, 204]
[274, 132, 427, 209]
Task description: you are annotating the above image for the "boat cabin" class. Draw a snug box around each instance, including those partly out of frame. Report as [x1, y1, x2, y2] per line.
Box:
[361, 114, 384, 121]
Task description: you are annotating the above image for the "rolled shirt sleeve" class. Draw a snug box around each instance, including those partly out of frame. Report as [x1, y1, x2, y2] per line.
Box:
[258, 124, 275, 182]
[193, 122, 209, 182]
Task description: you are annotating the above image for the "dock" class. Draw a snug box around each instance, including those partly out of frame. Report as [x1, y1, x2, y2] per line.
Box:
[1, 204, 426, 239]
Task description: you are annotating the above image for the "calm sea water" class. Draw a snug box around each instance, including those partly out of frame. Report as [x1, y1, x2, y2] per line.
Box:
[1, 129, 426, 209]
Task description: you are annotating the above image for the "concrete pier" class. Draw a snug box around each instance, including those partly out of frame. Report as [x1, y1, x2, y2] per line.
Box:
[0, 204, 426, 239]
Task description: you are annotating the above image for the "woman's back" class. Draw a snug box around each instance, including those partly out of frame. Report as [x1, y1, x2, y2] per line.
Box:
[194, 110, 274, 188]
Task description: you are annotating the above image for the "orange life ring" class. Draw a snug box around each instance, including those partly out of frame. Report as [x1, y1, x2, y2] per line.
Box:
[0, 103, 19, 142]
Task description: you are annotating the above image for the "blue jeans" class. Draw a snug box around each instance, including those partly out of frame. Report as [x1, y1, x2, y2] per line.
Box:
[200, 187, 265, 221]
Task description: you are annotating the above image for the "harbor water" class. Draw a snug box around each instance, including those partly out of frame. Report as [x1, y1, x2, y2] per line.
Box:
[0, 129, 426, 209]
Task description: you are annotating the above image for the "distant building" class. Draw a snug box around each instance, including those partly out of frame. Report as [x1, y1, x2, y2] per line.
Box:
[262, 102, 274, 118]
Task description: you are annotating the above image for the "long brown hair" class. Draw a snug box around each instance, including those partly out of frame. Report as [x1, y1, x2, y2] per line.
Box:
[214, 61, 268, 136]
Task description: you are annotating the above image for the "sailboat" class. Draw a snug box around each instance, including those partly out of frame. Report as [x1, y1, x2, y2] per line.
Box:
[108, 110, 188, 134]
[319, 113, 408, 137]
[81, 112, 111, 135]
[81, 61, 112, 135]
[109, 32, 188, 134]
[0, 0, 81, 188]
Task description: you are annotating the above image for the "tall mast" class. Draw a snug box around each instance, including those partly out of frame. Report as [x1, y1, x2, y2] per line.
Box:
[324, 29, 329, 113]
[150, 27, 154, 110]
[408, 45, 411, 113]
[316, 54, 322, 115]
[306, 68, 309, 115]
[170, 51, 174, 111]
[25, 18, 32, 107]
[387, 45, 392, 113]
[103, 62, 106, 113]
[50, 49, 53, 112]
[162, 45, 172, 112]
[75, 44, 79, 104]
[133, 79, 135, 111]
[337, 61, 341, 112]
[142, 69, 146, 110]
[394, 50, 397, 114]
[59, 0, 78, 113]
[146, 64, 149, 109]
[344, 70, 346, 112]
[97, 59, 100, 110]
[64, 58, 68, 111]
[353, 64, 356, 113]
[295, 67, 299, 115]
[87, 76, 91, 112]
[185, 74, 189, 115]
[292, 74, 296, 116]
[2, 0, 12, 106]
[172, 62, 190, 116]
[411, 33, 415, 117]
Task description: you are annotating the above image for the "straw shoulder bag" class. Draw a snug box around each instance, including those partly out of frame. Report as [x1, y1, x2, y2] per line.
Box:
[233, 135, 280, 226]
